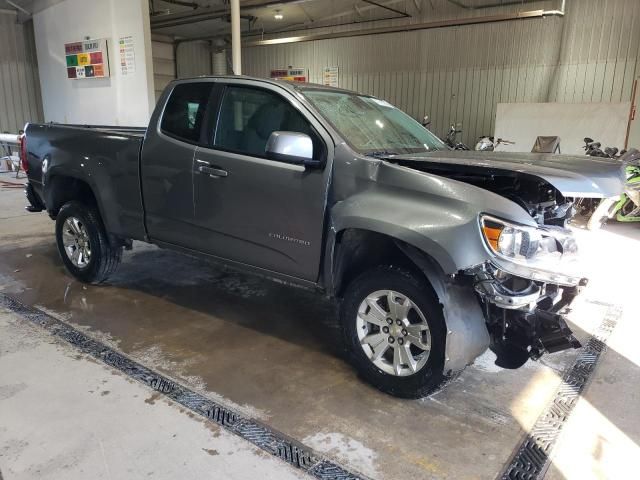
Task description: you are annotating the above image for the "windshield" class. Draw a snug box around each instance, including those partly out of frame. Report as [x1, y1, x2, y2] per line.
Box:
[302, 90, 447, 155]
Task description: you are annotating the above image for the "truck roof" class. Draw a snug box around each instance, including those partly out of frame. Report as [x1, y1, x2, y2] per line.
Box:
[173, 75, 358, 95]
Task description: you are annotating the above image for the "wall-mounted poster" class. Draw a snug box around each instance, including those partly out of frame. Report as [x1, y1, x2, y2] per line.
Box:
[323, 67, 339, 87]
[65, 38, 109, 79]
[270, 68, 307, 82]
[119, 36, 136, 76]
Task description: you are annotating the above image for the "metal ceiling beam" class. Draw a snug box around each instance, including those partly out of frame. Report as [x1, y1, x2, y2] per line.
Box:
[150, 0, 307, 27]
[445, 0, 542, 8]
[162, 0, 199, 9]
[153, 12, 256, 30]
[153, 0, 412, 36]
[244, 7, 565, 46]
[171, 0, 412, 41]
[259, 0, 410, 34]
[362, 0, 408, 17]
[4, 0, 30, 15]
[174, 12, 407, 43]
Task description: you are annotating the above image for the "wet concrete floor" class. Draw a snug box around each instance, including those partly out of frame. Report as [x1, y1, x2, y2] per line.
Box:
[0, 176, 632, 479]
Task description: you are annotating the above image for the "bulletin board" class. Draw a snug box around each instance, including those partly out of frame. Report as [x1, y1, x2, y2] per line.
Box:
[65, 38, 110, 80]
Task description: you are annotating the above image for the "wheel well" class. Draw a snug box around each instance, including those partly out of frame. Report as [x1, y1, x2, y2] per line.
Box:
[332, 229, 443, 298]
[46, 176, 98, 218]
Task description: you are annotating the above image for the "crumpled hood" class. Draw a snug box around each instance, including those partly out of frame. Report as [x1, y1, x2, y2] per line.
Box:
[393, 150, 626, 198]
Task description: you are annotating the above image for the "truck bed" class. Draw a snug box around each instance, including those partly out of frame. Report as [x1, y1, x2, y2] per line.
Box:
[24, 122, 147, 242]
[49, 123, 147, 137]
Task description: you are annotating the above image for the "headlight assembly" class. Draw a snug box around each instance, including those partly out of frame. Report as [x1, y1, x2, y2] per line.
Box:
[480, 214, 582, 286]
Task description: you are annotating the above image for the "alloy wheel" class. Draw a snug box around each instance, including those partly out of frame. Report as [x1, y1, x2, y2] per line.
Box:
[356, 290, 431, 377]
[62, 217, 92, 268]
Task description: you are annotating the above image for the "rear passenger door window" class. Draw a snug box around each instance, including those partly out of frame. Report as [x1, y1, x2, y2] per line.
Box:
[160, 82, 214, 144]
[213, 86, 322, 160]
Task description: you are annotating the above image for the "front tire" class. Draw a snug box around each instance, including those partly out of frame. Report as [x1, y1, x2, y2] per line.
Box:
[340, 266, 447, 398]
[55, 201, 122, 284]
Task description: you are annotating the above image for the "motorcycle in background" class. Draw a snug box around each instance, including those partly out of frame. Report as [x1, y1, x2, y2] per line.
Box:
[582, 137, 626, 158]
[421, 116, 470, 150]
[475, 136, 515, 151]
[445, 124, 470, 150]
[575, 138, 612, 225]
[579, 139, 632, 230]
[612, 149, 640, 223]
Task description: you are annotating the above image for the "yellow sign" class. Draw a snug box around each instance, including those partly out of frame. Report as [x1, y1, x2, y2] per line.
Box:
[77, 53, 90, 66]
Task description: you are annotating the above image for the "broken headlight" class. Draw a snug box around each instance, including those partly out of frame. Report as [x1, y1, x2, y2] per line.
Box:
[480, 214, 582, 286]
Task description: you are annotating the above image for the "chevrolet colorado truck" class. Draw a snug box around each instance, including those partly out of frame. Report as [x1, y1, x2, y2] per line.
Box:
[21, 76, 625, 398]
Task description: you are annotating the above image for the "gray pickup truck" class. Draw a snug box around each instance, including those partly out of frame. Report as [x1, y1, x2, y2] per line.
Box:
[21, 76, 624, 398]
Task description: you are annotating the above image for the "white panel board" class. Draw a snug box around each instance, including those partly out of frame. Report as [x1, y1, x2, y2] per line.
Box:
[494, 102, 631, 155]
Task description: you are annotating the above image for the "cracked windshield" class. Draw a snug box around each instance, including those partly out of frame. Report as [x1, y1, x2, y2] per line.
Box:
[303, 90, 447, 155]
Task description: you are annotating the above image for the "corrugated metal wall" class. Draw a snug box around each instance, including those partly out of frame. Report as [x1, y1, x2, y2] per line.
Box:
[152, 37, 176, 102]
[0, 12, 43, 133]
[176, 40, 212, 78]
[172, 40, 229, 80]
[241, 0, 640, 145]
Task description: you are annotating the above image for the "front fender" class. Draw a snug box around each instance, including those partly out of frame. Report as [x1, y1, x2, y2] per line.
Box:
[331, 201, 459, 273]
[330, 159, 538, 274]
[330, 189, 491, 275]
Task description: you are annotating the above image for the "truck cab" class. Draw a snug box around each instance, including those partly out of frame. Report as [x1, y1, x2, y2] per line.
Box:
[142, 77, 332, 283]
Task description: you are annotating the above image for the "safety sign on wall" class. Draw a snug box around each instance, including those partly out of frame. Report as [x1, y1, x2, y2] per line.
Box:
[270, 68, 308, 82]
[323, 67, 339, 87]
[119, 36, 136, 76]
[65, 38, 110, 79]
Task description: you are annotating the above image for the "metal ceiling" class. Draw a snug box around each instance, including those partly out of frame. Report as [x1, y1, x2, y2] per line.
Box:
[150, 0, 417, 40]
[2, 0, 65, 16]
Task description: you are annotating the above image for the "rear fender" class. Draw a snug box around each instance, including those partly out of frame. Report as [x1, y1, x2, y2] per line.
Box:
[45, 167, 109, 225]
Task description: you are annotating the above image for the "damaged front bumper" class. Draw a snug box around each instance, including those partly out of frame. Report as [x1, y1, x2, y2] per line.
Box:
[470, 263, 585, 368]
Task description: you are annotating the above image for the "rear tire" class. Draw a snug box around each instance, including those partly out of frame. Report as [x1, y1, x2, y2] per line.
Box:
[55, 201, 122, 284]
[340, 265, 447, 398]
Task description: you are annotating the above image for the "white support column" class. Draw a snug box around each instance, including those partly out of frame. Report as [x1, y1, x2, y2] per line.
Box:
[230, 0, 241, 75]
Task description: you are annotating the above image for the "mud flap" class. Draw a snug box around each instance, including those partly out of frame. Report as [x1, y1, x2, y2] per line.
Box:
[24, 182, 44, 212]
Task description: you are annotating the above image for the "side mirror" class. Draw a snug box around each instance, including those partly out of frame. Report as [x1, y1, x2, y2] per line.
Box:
[265, 131, 319, 166]
[422, 115, 431, 127]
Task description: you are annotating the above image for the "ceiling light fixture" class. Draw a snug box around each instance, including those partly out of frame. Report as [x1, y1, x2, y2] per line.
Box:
[274, 10, 283, 20]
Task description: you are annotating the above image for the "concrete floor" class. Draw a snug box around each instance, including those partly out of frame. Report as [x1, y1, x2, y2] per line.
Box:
[1, 171, 639, 479]
[0, 310, 305, 480]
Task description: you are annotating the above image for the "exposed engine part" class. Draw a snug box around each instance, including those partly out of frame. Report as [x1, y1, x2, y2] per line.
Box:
[469, 264, 581, 368]
[473, 267, 541, 309]
[396, 161, 575, 227]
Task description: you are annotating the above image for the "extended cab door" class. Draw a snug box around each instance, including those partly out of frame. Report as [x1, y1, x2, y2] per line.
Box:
[140, 81, 216, 247]
[191, 81, 332, 281]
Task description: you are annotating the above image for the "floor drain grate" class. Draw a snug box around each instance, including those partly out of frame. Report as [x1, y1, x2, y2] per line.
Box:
[0, 294, 367, 480]
[499, 304, 621, 480]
